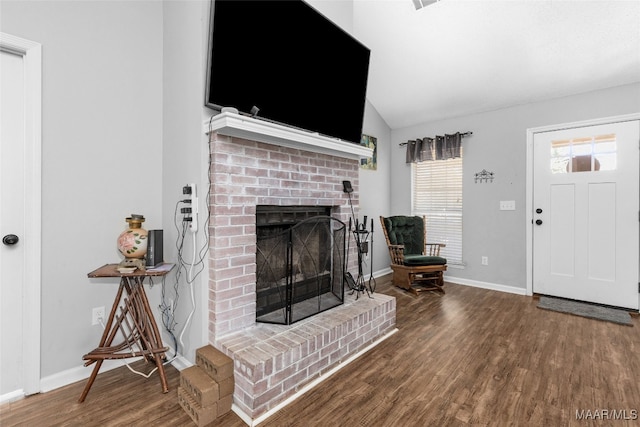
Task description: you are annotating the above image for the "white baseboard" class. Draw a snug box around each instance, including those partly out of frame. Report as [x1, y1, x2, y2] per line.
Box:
[10, 347, 191, 403]
[0, 389, 26, 405]
[170, 354, 192, 371]
[1, 361, 131, 404]
[372, 267, 392, 278]
[445, 275, 527, 295]
[40, 358, 136, 393]
[375, 266, 525, 296]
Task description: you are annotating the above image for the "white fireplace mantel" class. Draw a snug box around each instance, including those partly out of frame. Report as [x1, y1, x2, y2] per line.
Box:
[203, 112, 373, 160]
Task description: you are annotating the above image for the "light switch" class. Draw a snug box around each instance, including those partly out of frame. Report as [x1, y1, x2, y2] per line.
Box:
[500, 200, 516, 211]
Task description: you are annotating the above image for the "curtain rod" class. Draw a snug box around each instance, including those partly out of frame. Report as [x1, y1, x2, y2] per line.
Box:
[398, 131, 473, 146]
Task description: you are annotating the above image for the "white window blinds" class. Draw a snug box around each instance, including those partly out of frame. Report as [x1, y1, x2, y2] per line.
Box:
[412, 153, 463, 265]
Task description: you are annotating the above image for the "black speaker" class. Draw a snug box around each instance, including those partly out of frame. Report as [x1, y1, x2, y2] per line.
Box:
[146, 230, 163, 267]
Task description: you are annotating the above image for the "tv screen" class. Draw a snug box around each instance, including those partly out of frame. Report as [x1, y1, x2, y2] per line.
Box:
[205, 0, 370, 144]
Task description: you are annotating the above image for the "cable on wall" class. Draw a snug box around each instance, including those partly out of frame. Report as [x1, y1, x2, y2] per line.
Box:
[159, 118, 214, 357]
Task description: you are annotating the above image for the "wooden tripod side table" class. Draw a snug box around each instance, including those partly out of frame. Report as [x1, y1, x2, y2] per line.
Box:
[78, 263, 174, 403]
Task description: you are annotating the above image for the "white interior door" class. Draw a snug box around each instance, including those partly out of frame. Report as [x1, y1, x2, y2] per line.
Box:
[0, 33, 42, 400]
[533, 120, 639, 310]
[0, 47, 26, 398]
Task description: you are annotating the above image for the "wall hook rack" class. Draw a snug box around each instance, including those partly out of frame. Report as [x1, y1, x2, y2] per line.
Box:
[474, 169, 494, 183]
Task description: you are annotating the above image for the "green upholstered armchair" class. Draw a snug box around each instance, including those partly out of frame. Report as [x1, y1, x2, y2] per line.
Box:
[380, 215, 447, 295]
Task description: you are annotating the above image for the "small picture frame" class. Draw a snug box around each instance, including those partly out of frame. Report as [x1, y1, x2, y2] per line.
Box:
[360, 134, 377, 170]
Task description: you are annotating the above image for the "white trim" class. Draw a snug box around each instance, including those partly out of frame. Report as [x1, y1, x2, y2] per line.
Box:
[0, 389, 25, 405]
[373, 267, 393, 278]
[40, 360, 132, 394]
[203, 112, 373, 160]
[0, 32, 42, 396]
[525, 113, 640, 298]
[445, 275, 527, 296]
[4, 354, 189, 404]
[37, 349, 191, 395]
[233, 328, 399, 427]
[169, 354, 193, 372]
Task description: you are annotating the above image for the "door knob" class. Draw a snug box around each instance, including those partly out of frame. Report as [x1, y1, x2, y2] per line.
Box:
[536, 208, 543, 214]
[2, 234, 19, 245]
[535, 219, 543, 225]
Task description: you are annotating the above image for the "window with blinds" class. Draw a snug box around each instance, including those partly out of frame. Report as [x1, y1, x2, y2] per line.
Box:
[412, 152, 463, 265]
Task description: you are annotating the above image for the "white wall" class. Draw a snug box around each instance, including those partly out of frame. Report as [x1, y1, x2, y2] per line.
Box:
[161, 0, 211, 363]
[391, 82, 640, 290]
[360, 101, 392, 276]
[0, 0, 164, 380]
[308, 0, 354, 34]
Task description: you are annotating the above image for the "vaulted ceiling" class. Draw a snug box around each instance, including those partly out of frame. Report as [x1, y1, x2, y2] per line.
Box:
[353, 0, 640, 129]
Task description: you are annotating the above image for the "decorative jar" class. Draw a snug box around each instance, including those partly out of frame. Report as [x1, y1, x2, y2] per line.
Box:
[117, 214, 148, 259]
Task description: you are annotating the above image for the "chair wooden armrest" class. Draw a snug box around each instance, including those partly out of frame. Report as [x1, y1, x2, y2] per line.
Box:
[425, 243, 446, 256]
[388, 244, 405, 264]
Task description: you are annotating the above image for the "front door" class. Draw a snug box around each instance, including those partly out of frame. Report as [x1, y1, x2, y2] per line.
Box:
[532, 120, 639, 310]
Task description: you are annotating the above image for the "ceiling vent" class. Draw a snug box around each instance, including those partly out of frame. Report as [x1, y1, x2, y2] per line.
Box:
[412, 0, 440, 10]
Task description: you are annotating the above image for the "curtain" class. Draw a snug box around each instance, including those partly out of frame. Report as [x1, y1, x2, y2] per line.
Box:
[405, 132, 462, 163]
[405, 140, 418, 163]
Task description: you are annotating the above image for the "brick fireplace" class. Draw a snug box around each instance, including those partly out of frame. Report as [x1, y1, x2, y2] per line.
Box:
[207, 131, 358, 337]
[204, 113, 396, 423]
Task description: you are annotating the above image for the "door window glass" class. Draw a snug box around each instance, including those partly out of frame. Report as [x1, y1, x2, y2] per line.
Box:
[550, 133, 616, 174]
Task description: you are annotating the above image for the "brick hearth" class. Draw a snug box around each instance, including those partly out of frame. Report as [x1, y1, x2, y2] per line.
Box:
[217, 292, 396, 419]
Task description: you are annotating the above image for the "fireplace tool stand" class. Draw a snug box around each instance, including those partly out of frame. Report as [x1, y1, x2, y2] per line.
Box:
[366, 218, 377, 293]
[347, 217, 375, 299]
[355, 218, 376, 294]
[342, 180, 376, 299]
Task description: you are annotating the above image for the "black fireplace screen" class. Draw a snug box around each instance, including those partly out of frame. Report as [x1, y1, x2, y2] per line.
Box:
[256, 215, 346, 325]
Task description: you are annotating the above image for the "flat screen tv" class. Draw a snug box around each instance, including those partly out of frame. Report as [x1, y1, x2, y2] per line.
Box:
[205, 0, 370, 145]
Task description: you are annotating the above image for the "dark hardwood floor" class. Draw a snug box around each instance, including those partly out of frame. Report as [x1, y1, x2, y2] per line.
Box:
[2, 275, 639, 426]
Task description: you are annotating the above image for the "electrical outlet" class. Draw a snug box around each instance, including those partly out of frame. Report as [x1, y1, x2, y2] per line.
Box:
[92, 306, 105, 325]
[481, 256, 489, 266]
[499, 200, 516, 211]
